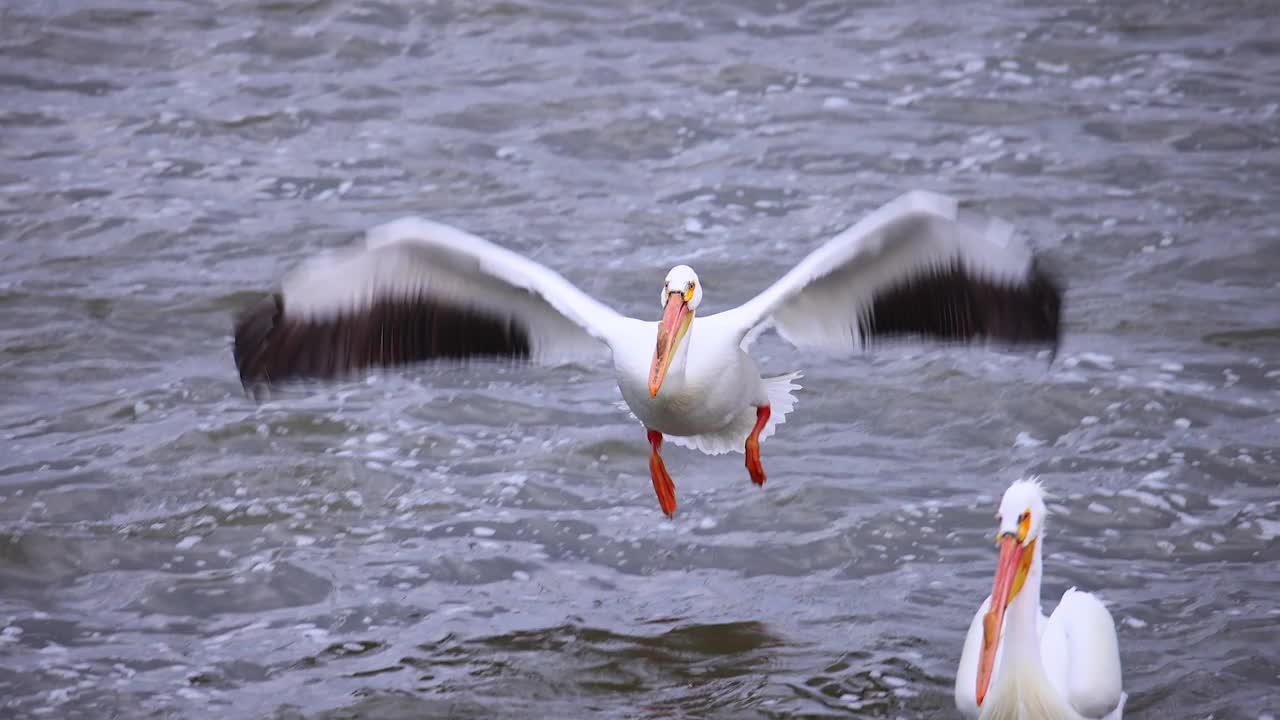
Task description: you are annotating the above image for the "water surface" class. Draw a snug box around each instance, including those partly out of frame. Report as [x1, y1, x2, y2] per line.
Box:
[2, 0, 1279, 717]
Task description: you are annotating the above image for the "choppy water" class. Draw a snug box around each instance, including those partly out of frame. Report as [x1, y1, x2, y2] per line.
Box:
[3, 0, 1279, 717]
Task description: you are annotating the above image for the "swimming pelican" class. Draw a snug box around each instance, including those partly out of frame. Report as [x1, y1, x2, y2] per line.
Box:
[233, 190, 1061, 516]
[955, 479, 1126, 719]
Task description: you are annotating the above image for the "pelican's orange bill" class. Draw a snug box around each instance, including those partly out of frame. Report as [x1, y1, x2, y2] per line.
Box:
[648, 292, 690, 397]
[977, 534, 1025, 705]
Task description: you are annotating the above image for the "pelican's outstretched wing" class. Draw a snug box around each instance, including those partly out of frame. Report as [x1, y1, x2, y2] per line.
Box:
[707, 190, 1062, 354]
[233, 217, 639, 389]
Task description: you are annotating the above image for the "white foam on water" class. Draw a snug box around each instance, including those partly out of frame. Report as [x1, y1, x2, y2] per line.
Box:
[840, 694, 867, 710]
[1121, 488, 1175, 513]
[1141, 470, 1171, 488]
[472, 526, 496, 537]
[889, 92, 923, 107]
[46, 687, 75, 706]
[175, 536, 201, 550]
[1063, 353, 1115, 371]
[1255, 519, 1280, 541]
[882, 674, 907, 687]
[1014, 431, 1045, 448]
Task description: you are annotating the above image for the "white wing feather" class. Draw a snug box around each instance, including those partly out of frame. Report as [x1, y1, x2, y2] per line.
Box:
[706, 190, 1035, 350]
[1041, 588, 1126, 719]
[955, 595, 993, 719]
[280, 217, 637, 363]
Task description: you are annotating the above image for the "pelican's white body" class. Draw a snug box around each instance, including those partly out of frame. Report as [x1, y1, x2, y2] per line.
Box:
[611, 317, 800, 453]
[956, 481, 1126, 720]
[616, 327, 761, 436]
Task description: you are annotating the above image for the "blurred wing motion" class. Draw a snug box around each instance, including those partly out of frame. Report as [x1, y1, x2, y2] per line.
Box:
[230, 192, 1067, 517]
[233, 217, 635, 389]
[708, 190, 1062, 353]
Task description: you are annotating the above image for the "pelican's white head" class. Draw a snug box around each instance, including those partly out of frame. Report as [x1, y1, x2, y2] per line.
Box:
[977, 477, 1049, 706]
[659, 265, 703, 310]
[996, 478, 1048, 544]
[648, 265, 701, 398]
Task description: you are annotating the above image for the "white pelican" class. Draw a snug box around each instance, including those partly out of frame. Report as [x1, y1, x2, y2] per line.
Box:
[955, 479, 1126, 719]
[233, 190, 1062, 516]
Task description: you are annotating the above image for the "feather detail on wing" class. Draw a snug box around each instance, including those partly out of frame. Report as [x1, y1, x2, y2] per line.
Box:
[233, 217, 633, 390]
[708, 190, 1062, 354]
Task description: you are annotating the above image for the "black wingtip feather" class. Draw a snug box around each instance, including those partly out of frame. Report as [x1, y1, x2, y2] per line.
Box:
[231, 293, 533, 395]
[1029, 258, 1066, 364]
[233, 293, 285, 389]
[858, 257, 1065, 358]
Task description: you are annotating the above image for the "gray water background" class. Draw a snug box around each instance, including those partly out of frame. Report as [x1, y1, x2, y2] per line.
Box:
[2, 0, 1278, 717]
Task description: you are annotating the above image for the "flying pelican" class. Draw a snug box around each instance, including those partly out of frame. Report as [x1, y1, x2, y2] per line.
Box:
[955, 479, 1126, 719]
[233, 190, 1061, 516]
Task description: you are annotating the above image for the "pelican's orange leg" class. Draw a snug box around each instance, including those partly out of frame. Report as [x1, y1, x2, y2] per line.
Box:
[647, 429, 677, 517]
[745, 405, 771, 486]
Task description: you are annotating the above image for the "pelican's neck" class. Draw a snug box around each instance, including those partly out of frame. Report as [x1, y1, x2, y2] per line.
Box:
[1005, 538, 1044, 654]
[664, 320, 693, 386]
[986, 537, 1081, 720]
